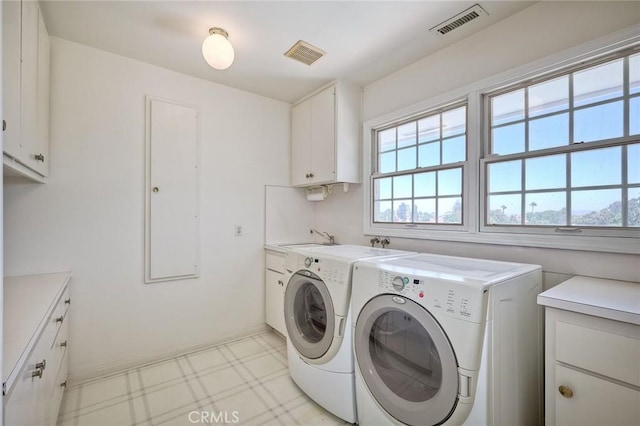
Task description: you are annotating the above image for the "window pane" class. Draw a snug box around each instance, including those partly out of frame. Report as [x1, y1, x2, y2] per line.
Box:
[529, 76, 569, 117]
[442, 107, 466, 138]
[488, 194, 521, 224]
[374, 177, 392, 200]
[393, 200, 412, 223]
[571, 147, 621, 187]
[492, 89, 524, 126]
[629, 188, 640, 227]
[374, 201, 392, 222]
[631, 96, 640, 136]
[398, 122, 417, 148]
[393, 175, 412, 199]
[414, 199, 436, 223]
[488, 160, 522, 193]
[526, 154, 566, 191]
[574, 59, 623, 107]
[418, 142, 440, 168]
[438, 197, 462, 224]
[631, 54, 640, 95]
[438, 168, 462, 196]
[492, 123, 525, 155]
[525, 192, 567, 226]
[379, 151, 396, 173]
[379, 128, 396, 152]
[574, 101, 623, 143]
[442, 136, 465, 164]
[415, 172, 436, 197]
[529, 113, 569, 151]
[418, 115, 440, 143]
[397, 147, 417, 171]
[629, 144, 640, 184]
[571, 189, 622, 226]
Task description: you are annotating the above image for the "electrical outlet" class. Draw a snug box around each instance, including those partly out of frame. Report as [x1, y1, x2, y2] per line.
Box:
[235, 225, 243, 236]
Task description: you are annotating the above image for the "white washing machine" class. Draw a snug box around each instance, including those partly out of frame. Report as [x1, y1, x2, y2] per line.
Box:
[284, 245, 415, 423]
[351, 253, 542, 426]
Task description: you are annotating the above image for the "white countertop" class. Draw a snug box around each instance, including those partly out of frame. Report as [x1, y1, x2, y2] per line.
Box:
[537, 275, 640, 325]
[3, 272, 72, 387]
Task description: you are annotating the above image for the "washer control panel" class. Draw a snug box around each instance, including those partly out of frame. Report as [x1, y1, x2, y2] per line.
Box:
[378, 271, 485, 323]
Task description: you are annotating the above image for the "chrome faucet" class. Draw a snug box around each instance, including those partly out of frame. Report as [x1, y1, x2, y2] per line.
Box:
[370, 236, 380, 247]
[310, 229, 335, 245]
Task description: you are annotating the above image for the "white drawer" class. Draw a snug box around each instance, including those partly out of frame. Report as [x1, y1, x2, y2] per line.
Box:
[266, 251, 285, 273]
[556, 320, 640, 387]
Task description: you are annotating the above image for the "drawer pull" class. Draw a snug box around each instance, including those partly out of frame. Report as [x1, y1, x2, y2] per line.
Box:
[32, 369, 43, 379]
[65, 298, 71, 305]
[34, 153, 45, 162]
[60, 340, 68, 348]
[559, 385, 574, 398]
[60, 381, 67, 388]
[56, 316, 64, 323]
[278, 280, 284, 286]
[35, 360, 46, 371]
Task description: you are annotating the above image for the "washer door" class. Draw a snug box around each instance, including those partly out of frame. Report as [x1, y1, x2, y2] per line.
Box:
[355, 295, 459, 426]
[284, 271, 335, 359]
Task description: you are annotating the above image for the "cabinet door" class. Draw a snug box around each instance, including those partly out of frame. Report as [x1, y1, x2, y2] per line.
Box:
[265, 269, 286, 335]
[2, 0, 22, 158]
[20, 0, 40, 168]
[309, 86, 335, 184]
[555, 364, 640, 426]
[291, 98, 311, 186]
[31, 8, 50, 176]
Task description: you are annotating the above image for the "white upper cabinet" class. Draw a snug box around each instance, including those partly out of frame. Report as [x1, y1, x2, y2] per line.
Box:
[2, 0, 51, 180]
[291, 80, 362, 187]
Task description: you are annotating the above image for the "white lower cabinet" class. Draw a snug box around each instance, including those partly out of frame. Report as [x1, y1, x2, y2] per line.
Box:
[265, 250, 287, 336]
[538, 276, 640, 426]
[3, 273, 72, 426]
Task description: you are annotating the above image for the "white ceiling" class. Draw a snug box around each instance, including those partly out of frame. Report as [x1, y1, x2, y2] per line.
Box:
[39, 1, 535, 103]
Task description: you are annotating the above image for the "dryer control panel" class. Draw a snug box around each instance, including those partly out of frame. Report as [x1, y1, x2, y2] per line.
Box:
[378, 271, 486, 323]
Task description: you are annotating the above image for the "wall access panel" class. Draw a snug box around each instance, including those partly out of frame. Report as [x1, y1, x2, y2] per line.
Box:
[145, 97, 199, 283]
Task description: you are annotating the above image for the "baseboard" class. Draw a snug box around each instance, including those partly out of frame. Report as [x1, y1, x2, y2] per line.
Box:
[67, 323, 270, 386]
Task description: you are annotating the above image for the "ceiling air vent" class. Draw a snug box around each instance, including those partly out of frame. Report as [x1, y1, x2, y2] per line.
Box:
[284, 40, 325, 66]
[430, 4, 487, 36]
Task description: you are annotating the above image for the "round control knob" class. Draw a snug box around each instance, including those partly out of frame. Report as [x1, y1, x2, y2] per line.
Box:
[304, 257, 313, 267]
[392, 276, 405, 291]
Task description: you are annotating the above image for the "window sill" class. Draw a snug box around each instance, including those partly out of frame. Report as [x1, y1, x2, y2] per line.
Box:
[364, 224, 640, 255]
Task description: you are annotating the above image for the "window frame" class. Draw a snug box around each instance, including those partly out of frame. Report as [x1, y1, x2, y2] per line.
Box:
[362, 25, 640, 254]
[480, 49, 640, 239]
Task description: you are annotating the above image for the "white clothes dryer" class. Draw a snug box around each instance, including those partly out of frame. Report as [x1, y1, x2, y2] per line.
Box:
[351, 253, 542, 426]
[283, 245, 415, 423]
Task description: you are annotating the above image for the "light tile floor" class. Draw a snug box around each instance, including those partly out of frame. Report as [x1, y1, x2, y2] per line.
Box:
[57, 331, 350, 426]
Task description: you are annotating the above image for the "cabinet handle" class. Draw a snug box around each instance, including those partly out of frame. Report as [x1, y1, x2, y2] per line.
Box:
[60, 340, 68, 348]
[60, 381, 67, 388]
[309, 173, 314, 178]
[558, 385, 574, 398]
[305, 174, 310, 178]
[2, 120, 6, 131]
[56, 316, 64, 323]
[34, 153, 45, 162]
[35, 360, 46, 371]
[152, 187, 159, 193]
[32, 369, 43, 379]
[65, 298, 71, 305]
[277, 280, 284, 286]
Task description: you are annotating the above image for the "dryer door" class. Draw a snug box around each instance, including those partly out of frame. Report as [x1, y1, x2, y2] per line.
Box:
[284, 270, 335, 359]
[355, 295, 459, 426]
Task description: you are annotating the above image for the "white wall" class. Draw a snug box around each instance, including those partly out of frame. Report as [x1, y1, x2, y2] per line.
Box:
[314, 2, 640, 284]
[3, 37, 291, 381]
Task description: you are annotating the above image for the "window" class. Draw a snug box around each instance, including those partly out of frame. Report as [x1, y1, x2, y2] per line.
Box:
[484, 51, 640, 235]
[372, 104, 467, 227]
[363, 32, 640, 254]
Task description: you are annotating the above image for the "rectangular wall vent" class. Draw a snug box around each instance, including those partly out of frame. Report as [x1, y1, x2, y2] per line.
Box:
[430, 4, 487, 36]
[284, 40, 325, 66]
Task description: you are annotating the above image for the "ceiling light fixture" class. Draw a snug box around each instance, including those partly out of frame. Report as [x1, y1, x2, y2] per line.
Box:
[202, 27, 234, 70]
